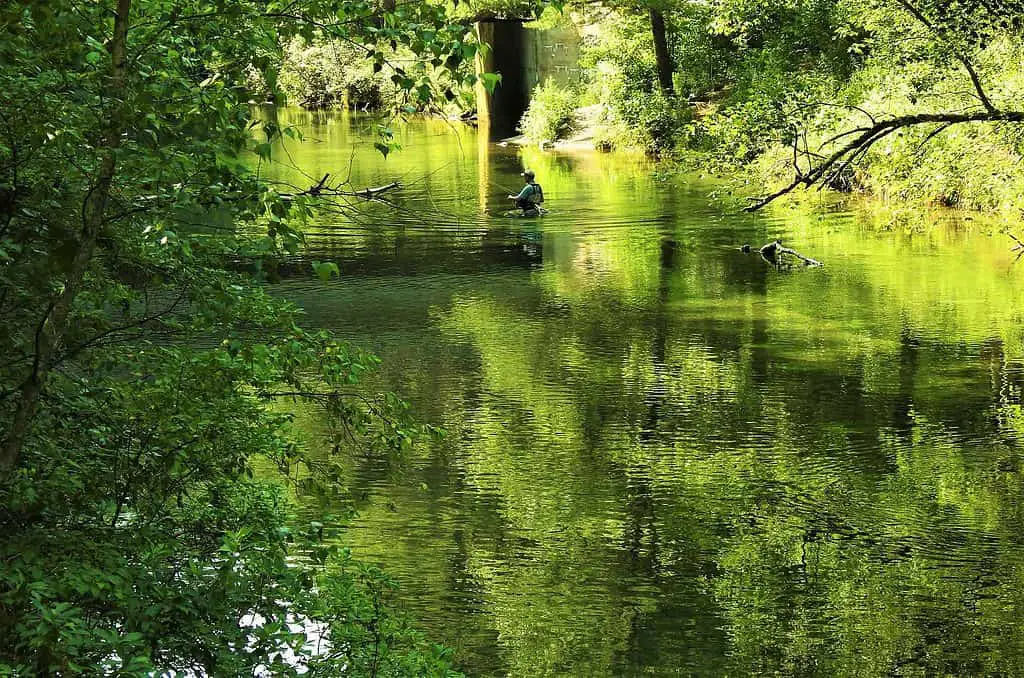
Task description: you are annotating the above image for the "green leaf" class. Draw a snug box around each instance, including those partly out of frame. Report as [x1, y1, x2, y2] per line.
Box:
[480, 72, 502, 93]
[311, 261, 340, 281]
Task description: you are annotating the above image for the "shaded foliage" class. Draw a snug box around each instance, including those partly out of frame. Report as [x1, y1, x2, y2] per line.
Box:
[0, 0, 472, 674]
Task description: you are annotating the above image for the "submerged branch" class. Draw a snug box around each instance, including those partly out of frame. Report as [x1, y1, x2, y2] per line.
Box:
[776, 244, 823, 267]
[742, 241, 823, 267]
[351, 182, 401, 198]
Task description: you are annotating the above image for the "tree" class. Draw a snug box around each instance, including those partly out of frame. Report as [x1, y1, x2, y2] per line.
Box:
[744, 0, 1024, 210]
[0, 0, 476, 673]
[649, 4, 675, 95]
[590, 0, 676, 95]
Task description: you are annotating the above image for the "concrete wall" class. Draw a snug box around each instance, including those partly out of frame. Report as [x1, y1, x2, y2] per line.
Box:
[523, 24, 581, 93]
[475, 20, 582, 140]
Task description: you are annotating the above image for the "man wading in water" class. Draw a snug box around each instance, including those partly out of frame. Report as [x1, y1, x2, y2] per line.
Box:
[508, 169, 544, 215]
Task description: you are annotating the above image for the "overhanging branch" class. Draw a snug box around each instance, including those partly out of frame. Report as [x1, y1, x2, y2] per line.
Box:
[746, 0, 1010, 212]
[746, 110, 1024, 211]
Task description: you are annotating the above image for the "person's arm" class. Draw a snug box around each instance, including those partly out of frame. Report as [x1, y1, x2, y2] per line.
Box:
[514, 185, 532, 200]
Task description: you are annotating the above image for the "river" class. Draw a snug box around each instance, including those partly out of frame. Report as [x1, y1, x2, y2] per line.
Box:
[261, 107, 1024, 676]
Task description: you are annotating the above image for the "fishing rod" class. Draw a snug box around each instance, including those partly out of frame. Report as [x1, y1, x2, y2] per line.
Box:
[477, 178, 523, 214]
[488, 178, 522, 196]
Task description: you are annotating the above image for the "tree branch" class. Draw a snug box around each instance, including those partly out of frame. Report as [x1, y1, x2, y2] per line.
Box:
[892, 0, 997, 114]
[280, 180, 402, 201]
[54, 292, 188, 368]
[746, 110, 1024, 211]
[1008, 231, 1024, 252]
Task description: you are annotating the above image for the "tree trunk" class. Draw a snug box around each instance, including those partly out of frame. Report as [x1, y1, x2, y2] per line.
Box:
[0, 0, 132, 472]
[649, 8, 674, 96]
[376, 0, 395, 29]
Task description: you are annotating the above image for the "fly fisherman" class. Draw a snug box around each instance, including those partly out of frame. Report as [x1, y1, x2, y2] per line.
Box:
[508, 169, 544, 215]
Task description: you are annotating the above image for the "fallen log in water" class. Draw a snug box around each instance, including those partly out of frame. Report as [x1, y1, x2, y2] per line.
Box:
[353, 182, 401, 199]
[742, 240, 823, 267]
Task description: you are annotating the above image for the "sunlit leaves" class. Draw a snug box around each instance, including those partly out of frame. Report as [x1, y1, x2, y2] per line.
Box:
[479, 71, 502, 94]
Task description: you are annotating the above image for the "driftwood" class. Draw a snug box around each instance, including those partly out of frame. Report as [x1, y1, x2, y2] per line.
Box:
[742, 240, 823, 267]
[353, 182, 401, 199]
[280, 174, 401, 201]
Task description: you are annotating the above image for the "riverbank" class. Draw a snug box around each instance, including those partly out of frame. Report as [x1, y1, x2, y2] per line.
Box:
[499, 4, 1024, 220]
[501, 103, 608, 151]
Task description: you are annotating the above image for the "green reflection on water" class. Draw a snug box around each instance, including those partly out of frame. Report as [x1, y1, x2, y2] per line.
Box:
[260, 107, 1024, 677]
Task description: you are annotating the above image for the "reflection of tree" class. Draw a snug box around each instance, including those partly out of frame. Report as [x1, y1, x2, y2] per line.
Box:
[284, 141, 1024, 674]
[433, 212, 1024, 673]
[893, 325, 920, 441]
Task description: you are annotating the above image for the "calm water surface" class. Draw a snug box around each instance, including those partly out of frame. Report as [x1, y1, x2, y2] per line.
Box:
[264, 108, 1024, 676]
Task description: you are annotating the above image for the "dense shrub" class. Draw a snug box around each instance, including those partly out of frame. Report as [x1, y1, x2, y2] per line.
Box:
[518, 80, 578, 142]
[746, 34, 1024, 213]
[615, 89, 692, 156]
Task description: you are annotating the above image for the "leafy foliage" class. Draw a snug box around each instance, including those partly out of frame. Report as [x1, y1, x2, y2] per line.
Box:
[567, 0, 1024, 209]
[275, 28, 482, 112]
[518, 80, 578, 142]
[579, 12, 691, 154]
[735, 0, 1024, 208]
[0, 0, 469, 674]
[276, 37, 399, 109]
